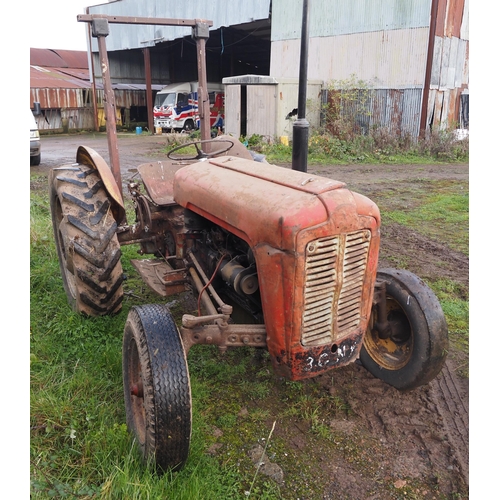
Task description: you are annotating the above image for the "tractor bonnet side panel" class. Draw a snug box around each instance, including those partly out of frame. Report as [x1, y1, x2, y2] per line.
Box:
[173, 157, 345, 249]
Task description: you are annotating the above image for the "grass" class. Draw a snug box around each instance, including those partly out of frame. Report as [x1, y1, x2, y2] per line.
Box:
[382, 181, 469, 255]
[30, 182, 287, 499]
[372, 178, 469, 358]
[30, 138, 469, 499]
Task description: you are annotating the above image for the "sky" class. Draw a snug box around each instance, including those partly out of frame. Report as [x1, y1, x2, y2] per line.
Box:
[29, 1, 105, 51]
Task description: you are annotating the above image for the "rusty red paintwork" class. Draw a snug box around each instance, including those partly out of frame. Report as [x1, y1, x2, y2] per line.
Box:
[172, 157, 381, 379]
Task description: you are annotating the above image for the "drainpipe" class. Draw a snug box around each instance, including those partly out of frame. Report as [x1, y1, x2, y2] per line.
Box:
[291, 0, 310, 172]
[420, 0, 439, 138]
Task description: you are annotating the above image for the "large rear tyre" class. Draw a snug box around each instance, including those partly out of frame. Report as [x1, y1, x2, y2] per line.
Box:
[360, 268, 449, 390]
[123, 304, 192, 472]
[49, 165, 124, 315]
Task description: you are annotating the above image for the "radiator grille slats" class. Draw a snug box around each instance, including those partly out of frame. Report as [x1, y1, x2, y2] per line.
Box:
[302, 236, 338, 345]
[301, 230, 371, 346]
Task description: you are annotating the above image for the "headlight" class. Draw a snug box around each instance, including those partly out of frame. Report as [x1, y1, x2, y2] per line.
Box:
[30, 130, 40, 139]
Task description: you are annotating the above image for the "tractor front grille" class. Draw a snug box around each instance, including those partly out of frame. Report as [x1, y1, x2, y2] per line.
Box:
[301, 230, 371, 346]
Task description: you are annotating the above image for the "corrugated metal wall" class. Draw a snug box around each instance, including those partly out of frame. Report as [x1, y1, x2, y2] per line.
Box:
[270, 0, 469, 135]
[322, 88, 422, 138]
[271, 0, 432, 40]
[30, 87, 153, 131]
[427, 0, 469, 130]
[272, 28, 429, 88]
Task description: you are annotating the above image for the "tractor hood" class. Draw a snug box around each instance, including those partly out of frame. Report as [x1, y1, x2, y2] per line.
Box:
[173, 156, 379, 250]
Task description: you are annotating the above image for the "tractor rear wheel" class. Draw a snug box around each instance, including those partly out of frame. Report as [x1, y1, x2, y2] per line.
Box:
[360, 268, 448, 390]
[49, 165, 124, 316]
[123, 304, 192, 472]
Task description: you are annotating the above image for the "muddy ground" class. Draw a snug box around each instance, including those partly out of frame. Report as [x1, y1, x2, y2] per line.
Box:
[32, 133, 469, 499]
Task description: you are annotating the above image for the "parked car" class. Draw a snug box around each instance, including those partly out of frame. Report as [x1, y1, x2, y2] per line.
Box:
[30, 103, 41, 166]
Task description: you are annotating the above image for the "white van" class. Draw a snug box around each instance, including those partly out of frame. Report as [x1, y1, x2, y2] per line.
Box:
[30, 103, 41, 166]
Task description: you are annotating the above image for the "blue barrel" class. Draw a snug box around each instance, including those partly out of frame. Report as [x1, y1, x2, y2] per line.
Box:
[136, 126, 142, 134]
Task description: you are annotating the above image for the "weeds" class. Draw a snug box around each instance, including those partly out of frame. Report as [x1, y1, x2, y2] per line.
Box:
[241, 125, 467, 165]
[237, 73, 468, 165]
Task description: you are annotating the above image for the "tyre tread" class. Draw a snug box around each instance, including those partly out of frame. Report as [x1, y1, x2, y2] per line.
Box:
[50, 164, 124, 315]
[361, 268, 448, 390]
[123, 305, 192, 471]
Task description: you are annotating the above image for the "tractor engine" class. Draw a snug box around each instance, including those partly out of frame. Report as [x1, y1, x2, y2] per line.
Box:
[185, 210, 264, 323]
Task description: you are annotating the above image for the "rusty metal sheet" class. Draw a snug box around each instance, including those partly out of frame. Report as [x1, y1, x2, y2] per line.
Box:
[325, 88, 421, 138]
[30, 87, 86, 109]
[435, 0, 448, 37]
[436, 0, 468, 39]
[448, 0, 466, 38]
[30, 48, 88, 69]
[137, 161, 189, 206]
[131, 259, 187, 297]
[76, 146, 125, 223]
[30, 66, 90, 90]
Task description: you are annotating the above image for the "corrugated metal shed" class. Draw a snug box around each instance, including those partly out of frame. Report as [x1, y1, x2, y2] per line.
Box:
[87, 0, 271, 52]
[30, 48, 163, 132]
[30, 49, 92, 111]
[270, 0, 468, 135]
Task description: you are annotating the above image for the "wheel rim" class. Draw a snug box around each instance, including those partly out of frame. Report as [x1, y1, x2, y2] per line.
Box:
[364, 297, 413, 370]
[128, 338, 146, 446]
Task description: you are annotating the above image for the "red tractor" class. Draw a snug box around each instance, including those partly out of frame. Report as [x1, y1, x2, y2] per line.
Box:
[49, 13, 448, 472]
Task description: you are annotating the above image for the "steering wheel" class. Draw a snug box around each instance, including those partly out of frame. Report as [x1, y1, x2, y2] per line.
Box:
[167, 139, 234, 161]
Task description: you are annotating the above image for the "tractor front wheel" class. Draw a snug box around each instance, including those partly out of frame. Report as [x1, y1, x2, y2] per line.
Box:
[49, 165, 124, 315]
[123, 304, 192, 472]
[360, 268, 449, 390]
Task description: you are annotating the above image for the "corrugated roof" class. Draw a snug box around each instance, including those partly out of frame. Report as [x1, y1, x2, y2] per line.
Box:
[30, 65, 91, 90]
[30, 61, 162, 91]
[30, 48, 89, 69]
[87, 0, 271, 51]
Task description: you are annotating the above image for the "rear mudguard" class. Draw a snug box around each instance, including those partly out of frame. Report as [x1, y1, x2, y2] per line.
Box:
[76, 145, 126, 224]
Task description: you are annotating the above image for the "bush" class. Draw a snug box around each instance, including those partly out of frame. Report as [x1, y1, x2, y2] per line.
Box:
[418, 129, 469, 161]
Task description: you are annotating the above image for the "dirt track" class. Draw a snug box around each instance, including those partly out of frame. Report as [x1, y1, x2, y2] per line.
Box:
[32, 132, 469, 499]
